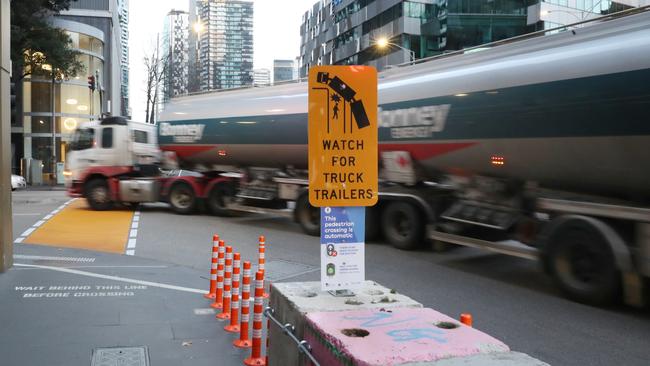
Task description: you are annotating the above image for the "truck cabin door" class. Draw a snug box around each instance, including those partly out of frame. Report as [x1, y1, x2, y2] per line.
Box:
[95, 126, 130, 167]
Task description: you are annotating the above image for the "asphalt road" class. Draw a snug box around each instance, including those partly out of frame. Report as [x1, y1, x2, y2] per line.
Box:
[10, 190, 650, 366]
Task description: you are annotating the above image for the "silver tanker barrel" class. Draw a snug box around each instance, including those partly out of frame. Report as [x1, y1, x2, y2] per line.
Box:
[158, 9, 650, 200]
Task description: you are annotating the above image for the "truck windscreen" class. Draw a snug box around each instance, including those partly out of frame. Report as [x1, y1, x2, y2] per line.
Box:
[71, 128, 95, 151]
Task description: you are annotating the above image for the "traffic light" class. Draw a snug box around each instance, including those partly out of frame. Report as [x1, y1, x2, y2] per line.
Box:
[87, 75, 96, 92]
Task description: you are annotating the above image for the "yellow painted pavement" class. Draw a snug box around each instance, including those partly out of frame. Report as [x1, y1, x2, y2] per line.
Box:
[23, 199, 134, 254]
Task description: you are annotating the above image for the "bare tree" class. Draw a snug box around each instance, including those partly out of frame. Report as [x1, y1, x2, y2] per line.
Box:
[143, 35, 168, 124]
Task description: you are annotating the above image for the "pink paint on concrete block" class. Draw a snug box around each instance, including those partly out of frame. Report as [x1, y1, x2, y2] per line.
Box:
[305, 307, 509, 366]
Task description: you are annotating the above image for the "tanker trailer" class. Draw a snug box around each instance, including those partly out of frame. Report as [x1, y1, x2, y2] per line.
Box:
[66, 7, 650, 305]
[158, 8, 650, 305]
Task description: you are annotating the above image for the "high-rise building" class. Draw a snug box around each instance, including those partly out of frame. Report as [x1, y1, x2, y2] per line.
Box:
[527, 1, 643, 29]
[198, 0, 254, 90]
[162, 10, 190, 101]
[293, 56, 301, 80]
[11, 0, 128, 184]
[273, 59, 296, 83]
[117, 0, 129, 117]
[299, 0, 535, 76]
[253, 68, 271, 87]
[188, 0, 201, 93]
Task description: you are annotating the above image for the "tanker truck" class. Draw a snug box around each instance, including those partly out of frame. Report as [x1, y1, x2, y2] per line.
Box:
[65, 7, 650, 306]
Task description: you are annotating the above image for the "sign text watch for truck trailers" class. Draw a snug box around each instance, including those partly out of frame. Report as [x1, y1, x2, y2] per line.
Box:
[308, 65, 378, 208]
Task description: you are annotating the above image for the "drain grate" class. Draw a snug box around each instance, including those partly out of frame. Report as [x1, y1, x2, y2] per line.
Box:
[91, 346, 149, 366]
[259, 259, 318, 282]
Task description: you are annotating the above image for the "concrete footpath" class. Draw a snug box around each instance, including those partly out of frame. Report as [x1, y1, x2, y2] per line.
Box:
[0, 244, 248, 366]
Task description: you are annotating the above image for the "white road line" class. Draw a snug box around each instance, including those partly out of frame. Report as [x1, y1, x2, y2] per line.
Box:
[33, 220, 45, 227]
[44, 214, 53, 220]
[14, 263, 207, 294]
[15, 265, 168, 269]
[124, 209, 141, 256]
[127, 238, 137, 249]
[20, 227, 36, 237]
[14, 237, 25, 243]
[14, 254, 96, 263]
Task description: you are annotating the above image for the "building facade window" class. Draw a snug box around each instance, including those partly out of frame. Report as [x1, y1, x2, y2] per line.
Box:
[300, 0, 538, 77]
[21, 30, 104, 179]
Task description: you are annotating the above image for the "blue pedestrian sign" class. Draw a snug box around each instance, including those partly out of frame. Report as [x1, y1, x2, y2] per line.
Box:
[320, 206, 365, 290]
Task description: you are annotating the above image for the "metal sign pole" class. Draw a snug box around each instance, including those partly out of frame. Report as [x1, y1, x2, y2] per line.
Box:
[0, 0, 14, 272]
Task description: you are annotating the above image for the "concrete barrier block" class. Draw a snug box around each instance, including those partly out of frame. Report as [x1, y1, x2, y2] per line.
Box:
[304, 307, 511, 366]
[269, 281, 422, 366]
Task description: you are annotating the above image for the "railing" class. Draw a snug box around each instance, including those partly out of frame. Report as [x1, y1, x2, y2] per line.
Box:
[263, 306, 321, 366]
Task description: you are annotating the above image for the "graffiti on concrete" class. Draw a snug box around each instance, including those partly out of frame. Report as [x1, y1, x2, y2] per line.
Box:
[386, 328, 447, 343]
[343, 311, 448, 344]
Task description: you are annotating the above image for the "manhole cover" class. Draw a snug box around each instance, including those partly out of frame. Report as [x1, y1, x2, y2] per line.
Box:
[258, 259, 317, 282]
[91, 346, 149, 366]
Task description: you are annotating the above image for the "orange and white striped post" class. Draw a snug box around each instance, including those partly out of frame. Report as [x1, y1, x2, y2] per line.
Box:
[258, 236, 269, 299]
[225, 253, 241, 332]
[244, 271, 266, 366]
[216, 246, 233, 320]
[210, 240, 226, 309]
[204, 234, 220, 299]
[234, 261, 252, 348]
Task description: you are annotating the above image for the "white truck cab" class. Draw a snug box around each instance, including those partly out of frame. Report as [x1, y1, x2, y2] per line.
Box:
[65, 117, 161, 186]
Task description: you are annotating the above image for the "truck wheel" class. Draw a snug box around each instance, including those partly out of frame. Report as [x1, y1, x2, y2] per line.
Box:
[207, 183, 233, 216]
[381, 201, 424, 250]
[85, 179, 113, 211]
[169, 183, 196, 215]
[295, 194, 320, 236]
[547, 220, 620, 305]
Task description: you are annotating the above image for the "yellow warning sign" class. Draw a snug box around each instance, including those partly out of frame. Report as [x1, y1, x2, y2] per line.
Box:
[308, 65, 378, 207]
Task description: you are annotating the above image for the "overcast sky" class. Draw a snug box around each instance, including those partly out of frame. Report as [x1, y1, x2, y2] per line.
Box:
[129, 0, 316, 121]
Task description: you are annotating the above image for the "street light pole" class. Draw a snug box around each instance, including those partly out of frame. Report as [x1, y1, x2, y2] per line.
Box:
[50, 71, 57, 185]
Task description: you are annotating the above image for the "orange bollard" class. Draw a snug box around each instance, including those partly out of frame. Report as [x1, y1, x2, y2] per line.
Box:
[234, 261, 252, 348]
[216, 246, 233, 320]
[265, 283, 271, 366]
[204, 235, 220, 299]
[258, 236, 269, 299]
[210, 240, 226, 309]
[225, 253, 241, 333]
[244, 271, 266, 366]
[460, 313, 473, 327]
